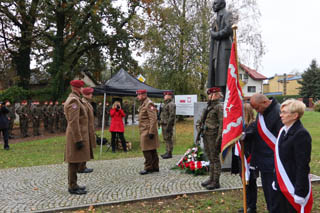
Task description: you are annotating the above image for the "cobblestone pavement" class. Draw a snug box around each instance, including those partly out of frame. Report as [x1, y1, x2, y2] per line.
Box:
[0, 156, 319, 212]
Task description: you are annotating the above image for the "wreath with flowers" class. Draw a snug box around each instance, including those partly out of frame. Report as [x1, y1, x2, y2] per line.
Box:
[175, 146, 209, 175]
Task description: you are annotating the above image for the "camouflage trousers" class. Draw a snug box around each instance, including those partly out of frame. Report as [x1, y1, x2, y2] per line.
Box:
[8, 119, 14, 135]
[162, 125, 174, 153]
[203, 134, 221, 184]
[32, 118, 41, 136]
[19, 118, 29, 137]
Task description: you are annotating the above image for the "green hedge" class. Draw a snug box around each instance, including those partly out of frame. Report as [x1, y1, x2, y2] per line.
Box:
[266, 95, 300, 104]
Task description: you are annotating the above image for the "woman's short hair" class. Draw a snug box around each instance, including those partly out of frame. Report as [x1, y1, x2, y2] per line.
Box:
[280, 99, 306, 119]
[112, 101, 121, 108]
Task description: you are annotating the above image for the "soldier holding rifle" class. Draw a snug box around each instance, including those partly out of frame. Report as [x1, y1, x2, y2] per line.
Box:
[196, 87, 223, 190]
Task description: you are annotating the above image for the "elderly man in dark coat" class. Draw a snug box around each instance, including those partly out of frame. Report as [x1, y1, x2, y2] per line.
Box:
[64, 80, 91, 195]
[137, 89, 160, 175]
[207, 0, 233, 96]
[0, 102, 10, 150]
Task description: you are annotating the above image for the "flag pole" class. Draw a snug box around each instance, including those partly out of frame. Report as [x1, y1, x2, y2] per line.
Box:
[232, 24, 247, 213]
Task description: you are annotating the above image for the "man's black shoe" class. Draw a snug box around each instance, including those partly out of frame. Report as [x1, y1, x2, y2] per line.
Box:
[68, 188, 87, 195]
[201, 179, 212, 187]
[78, 168, 93, 173]
[139, 170, 153, 175]
[206, 183, 220, 190]
[75, 185, 86, 190]
[160, 152, 167, 158]
[238, 208, 256, 213]
[162, 153, 172, 159]
[4, 146, 9, 150]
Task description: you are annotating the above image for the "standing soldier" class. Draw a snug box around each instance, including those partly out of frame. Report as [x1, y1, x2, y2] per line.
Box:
[42, 101, 49, 131]
[6, 101, 16, 139]
[16, 100, 30, 137]
[64, 80, 90, 195]
[160, 91, 176, 159]
[196, 87, 223, 190]
[59, 102, 67, 132]
[96, 102, 103, 127]
[30, 101, 42, 136]
[123, 100, 129, 125]
[47, 101, 55, 133]
[78, 87, 96, 173]
[136, 89, 160, 175]
[53, 101, 60, 132]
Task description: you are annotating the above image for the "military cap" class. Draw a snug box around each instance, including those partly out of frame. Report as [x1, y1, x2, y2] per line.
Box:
[207, 87, 221, 95]
[163, 91, 173, 96]
[82, 87, 94, 95]
[136, 89, 147, 95]
[70, 80, 85, 88]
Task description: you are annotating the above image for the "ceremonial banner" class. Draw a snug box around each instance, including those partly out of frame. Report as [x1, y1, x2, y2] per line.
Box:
[221, 42, 244, 162]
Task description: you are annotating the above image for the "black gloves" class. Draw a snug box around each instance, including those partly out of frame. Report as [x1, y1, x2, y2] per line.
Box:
[148, 134, 154, 139]
[75, 141, 84, 150]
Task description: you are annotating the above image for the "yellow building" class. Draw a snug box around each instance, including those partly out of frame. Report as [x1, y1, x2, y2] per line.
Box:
[263, 74, 302, 96]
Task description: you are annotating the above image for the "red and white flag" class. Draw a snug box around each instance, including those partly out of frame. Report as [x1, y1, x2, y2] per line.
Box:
[221, 42, 244, 162]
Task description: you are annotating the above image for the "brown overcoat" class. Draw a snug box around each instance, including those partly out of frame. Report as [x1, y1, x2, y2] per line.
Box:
[138, 98, 159, 151]
[64, 92, 90, 163]
[82, 97, 96, 151]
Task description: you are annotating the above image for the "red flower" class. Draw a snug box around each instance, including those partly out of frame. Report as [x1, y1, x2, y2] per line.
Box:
[184, 162, 190, 168]
[189, 161, 195, 171]
[196, 161, 202, 169]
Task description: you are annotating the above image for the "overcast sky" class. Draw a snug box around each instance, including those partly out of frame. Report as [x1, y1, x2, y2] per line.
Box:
[258, 0, 320, 78]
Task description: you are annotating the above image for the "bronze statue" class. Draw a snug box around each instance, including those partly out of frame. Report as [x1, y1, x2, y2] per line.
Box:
[207, 0, 233, 96]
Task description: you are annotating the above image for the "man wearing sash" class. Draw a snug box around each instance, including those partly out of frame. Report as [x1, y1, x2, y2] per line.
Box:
[248, 94, 283, 211]
[271, 99, 312, 213]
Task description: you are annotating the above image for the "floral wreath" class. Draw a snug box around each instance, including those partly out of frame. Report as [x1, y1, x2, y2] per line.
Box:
[175, 146, 209, 175]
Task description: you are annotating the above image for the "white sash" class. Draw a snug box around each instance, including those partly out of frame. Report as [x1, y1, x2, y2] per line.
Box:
[257, 113, 276, 151]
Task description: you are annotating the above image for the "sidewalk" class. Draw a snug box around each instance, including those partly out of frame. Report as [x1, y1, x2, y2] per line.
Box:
[0, 156, 319, 213]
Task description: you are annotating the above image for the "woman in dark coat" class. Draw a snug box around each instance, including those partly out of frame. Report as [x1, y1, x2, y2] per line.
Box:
[109, 101, 127, 152]
[272, 99, 313, 213]
[0, 102, 10, 150]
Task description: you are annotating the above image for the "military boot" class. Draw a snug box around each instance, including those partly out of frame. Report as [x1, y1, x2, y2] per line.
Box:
[160, 152, 168, 158]
[201, 178, 212, 187]
[162, 152, 172, 159]
[205, 182, 220, 190]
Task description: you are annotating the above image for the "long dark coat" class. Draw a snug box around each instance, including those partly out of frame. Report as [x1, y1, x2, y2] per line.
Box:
[64, 92, 90, 163]
[208, 8, 233, 87]
[138, 98, 159, 151]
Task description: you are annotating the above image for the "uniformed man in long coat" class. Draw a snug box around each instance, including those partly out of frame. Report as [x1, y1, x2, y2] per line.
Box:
[160, 91, 176, 159]
[5, 101, 15, 138]
[207, 0, 233, 96]
[78, 87, 96, 173]
[136, 89, 160, 175]
[16, 100, 30, 137]
[196, 87, 223, 190]
[30, 101, 41, 136]
[64, 80, 90, 195]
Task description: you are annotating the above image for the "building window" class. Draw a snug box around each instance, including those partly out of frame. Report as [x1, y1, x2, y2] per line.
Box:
[239, 74, 243, 80]
[243, 74, 248, 80]
[248, 86, 256, 93]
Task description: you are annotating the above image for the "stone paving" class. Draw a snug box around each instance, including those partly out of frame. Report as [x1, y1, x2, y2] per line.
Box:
[0, 156, 319, 213]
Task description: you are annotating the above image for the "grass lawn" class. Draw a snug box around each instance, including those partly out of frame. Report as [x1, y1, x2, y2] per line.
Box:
[0, 111, 319, 212]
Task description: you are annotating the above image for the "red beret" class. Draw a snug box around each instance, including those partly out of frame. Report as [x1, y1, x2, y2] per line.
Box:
[136, 89, 147, 95]
[82, 87, 94, 95]
[70, 80, 85, 88]
[163, 91, 173, 96]
[207, 87, 221, 95]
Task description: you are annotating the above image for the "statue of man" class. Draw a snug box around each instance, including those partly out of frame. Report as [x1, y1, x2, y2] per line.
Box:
[207, 0, 233, 96]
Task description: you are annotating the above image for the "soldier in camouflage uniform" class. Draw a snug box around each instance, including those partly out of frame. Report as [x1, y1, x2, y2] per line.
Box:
[123, 101, 130, 125]
[5, 101, 16, 138]
[16, 100, 30, 137]
[96, 102, 103, 127]
[196, 87, 223, 190]
[160, 91, 176, 159]
[53, 101, 60, 132]
[41, 101, 49, 131]
[30, 101, 42, 136]
[47, 101, 55, 133]
[59, 102, 67, 132]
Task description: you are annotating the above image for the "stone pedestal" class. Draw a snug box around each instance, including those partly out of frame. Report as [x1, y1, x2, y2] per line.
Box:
[194, 102, 232, 170]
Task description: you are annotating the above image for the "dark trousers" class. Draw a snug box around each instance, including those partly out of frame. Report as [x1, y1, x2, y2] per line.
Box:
[78, 162, 87, 172]
[111, 132, 127, 152]
[261, 171, 276, 212]
[68, 163, 80, 189]
[143, 150, 159, 171]
[271, 189, 297, 213]
[246, 170, 257, 210]
[0, 128, 9, 148]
